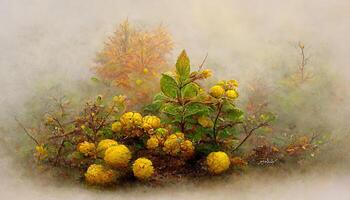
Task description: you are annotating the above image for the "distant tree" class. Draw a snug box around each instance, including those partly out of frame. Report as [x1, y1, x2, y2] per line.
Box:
[94, 20, 173, 107]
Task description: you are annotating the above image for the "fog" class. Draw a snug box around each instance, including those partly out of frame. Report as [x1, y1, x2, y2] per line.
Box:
[0, 0, 350, 199]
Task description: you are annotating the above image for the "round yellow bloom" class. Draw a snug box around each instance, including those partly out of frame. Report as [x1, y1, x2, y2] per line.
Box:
[35, 145, 48, 160]
[225, 89, 239, 100]
[180, 140, 195, 158]
[77, 141, 96, 156]
[163, 134, 183, 156]
[111, 121, 122, 132]
[198, 116, 214, 128]
[142, 115, 161, 131]
[143, 68, 149, 74]
[206, 151, 231, 174]
[104, 145, 132, 168]
[120, 112, 143, 130]
[146, 137, 159, 150]
[97, 139, 118, 158]
[209, 85, 225, 98]
[85, 164, 117, 185]
[132, 158, 154, 180]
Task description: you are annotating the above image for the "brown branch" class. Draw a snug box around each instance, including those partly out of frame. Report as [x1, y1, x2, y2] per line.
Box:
[232, 121, 269, 152]
[198, 53, 208, 71]
[14, 117, 39, 145]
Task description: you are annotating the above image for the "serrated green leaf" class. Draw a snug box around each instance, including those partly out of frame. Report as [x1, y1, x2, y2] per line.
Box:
[160, 74, 178, 98]
[176, 50, 190, 82]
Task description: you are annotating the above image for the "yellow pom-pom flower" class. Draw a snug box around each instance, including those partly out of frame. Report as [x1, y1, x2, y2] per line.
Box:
[77, 141, 96, 156]
[163, 133, 183, 156]
[225, 89, 239, 100]
[84, 164, 117, 185]
[198, 116, 214, 128]
[120, 112, 143, 130]
[132, 158, 154, 180]
[206, 151, 231, 174]
[209, 85, 225, 98]
[180, 140, 195, 158]
[142, 115, 161, 131]
[111, 121, 122, 132]
[146, 136, 159, 150]
[35, 145, 48, 160]
[97, 139, 118, 158]
[104, 145, 132, 168]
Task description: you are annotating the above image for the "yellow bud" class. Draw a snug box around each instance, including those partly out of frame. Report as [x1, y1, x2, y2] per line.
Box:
[132, 158, 154, 180]
[210, 85, 225, 98]
[135, 79, 143, 86]
[225, 90, 239, 100]
[111, 121, 122, 132]
[206, 151, 230, 174]
[143, 68, 149, 74]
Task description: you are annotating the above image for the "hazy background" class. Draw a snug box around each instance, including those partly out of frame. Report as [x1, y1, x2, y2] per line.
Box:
[0, 0, 350, 199]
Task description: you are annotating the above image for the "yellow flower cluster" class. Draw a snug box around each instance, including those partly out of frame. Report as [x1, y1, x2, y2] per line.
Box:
[97, 139, 118, 158]
[146, 128, 169, 150]
[35, 145, 48, 160]
[77, 141, 96, 156]
[201, 69, 212, 79]
[163, 133, 194, 158]
[104, 144, 131, 168]
[113, 95, 126, 104]
[206, 151, 231, 174]
[84, 164, 117, 185]
[132, 158, 154, 180]
[198, 116, 214, 128]
[119, 112, 143, 130]
[142, 115, 161, 131]
[210, 80, 239, 100]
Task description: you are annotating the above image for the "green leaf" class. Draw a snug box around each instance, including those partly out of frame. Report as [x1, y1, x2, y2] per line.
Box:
[176, 50, 190, 82]
[182, 83, 199, 98]
[162, 104, 182, 116]
[160, 74, 178, 98]
[225, 108, 244, 121]
[184, 103, 209, 118]
[91, 77, 100, 83]
[143, 93, 166, 114]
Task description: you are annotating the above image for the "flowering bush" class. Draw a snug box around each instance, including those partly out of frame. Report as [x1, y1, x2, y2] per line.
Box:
[20, 49, 321, 187]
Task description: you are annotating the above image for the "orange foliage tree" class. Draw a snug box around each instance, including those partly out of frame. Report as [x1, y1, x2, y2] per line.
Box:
[94, 20, 173, 107]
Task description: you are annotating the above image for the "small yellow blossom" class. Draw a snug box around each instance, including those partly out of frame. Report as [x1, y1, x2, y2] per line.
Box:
[227, 79, 238, 89]
[209, 85, 225, 98]
[225, 89, 239, 100]
[142, 115, 161, 131]
[198, 116, 214, 128]
[120, 112, 143, 130]
[77, 141, 96, 156]
[163, 133, 183, 156]
[143, 68, 149, 74]
[201, 69, 212, 78]
[132, 158, 154, 180]
[135, 79, 143, 85]
[206, 151, 231, 174]
[146, 137, 159, 150]
[113, 95, 126, 104]
[35, 145, 48, 160]
[104, 145, 132, 168]
[97, 139, 118, 158]
[111, 121, 122, 132]
[180, 140, 195, 158]
[85, 164, 117, 185]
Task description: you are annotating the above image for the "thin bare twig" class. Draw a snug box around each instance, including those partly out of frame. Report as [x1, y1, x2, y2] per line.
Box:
[198, 53, 208, 71]
[232, 121, 269, 152]
[14, 117, 39, 145]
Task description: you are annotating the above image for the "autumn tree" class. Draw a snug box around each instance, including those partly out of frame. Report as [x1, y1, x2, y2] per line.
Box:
[94, 20, 173, 108]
